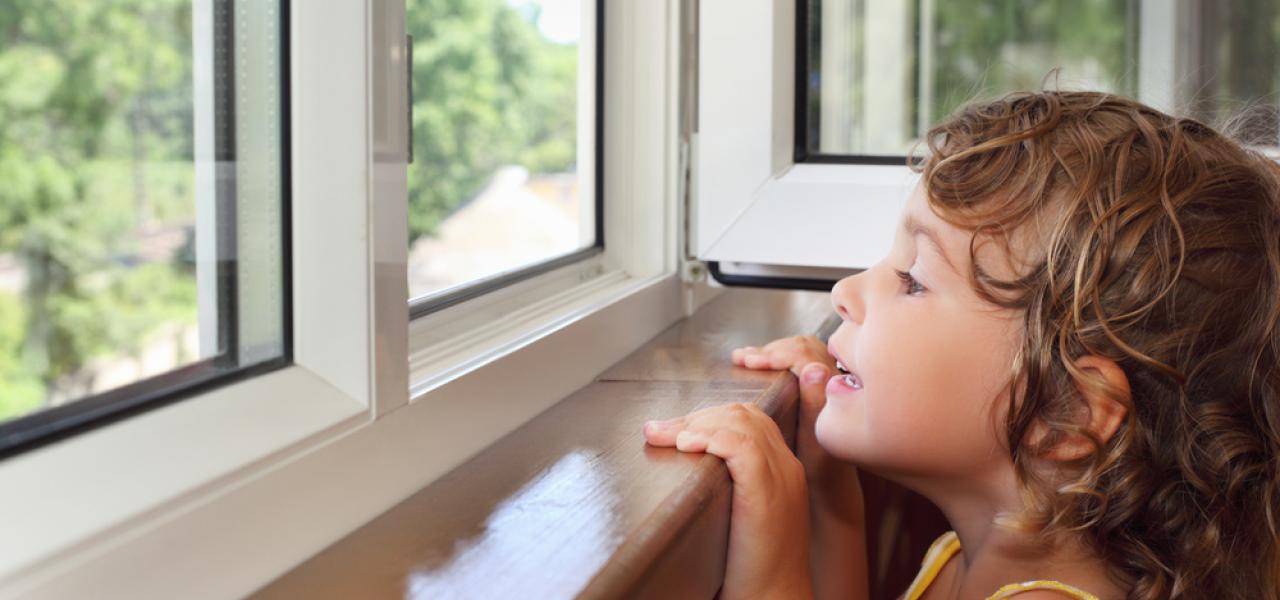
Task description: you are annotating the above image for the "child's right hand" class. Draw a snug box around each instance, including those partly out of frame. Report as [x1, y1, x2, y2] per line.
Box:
[732, 336, 864, 523]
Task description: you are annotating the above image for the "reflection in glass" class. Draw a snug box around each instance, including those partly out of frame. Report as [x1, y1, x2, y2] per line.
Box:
[804, 0, 1280, 157]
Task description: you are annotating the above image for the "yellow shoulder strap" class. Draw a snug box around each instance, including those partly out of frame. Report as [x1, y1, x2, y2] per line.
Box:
[986, 580, 1101, 600]
[903, 531, 962, 600]
[900, 532, 1101, 600]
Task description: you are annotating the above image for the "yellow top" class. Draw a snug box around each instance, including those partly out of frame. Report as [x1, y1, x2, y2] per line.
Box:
[902, 531, 1101, 600]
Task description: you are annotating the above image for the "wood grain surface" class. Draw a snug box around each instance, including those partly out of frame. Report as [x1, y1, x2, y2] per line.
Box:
[251, 289, 946, 599]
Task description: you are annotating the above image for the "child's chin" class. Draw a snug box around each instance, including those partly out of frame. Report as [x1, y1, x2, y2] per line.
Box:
[814, 408, 859, 460]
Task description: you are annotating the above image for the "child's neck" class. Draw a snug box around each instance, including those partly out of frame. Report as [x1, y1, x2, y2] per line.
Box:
[913, 474, 1128, 599]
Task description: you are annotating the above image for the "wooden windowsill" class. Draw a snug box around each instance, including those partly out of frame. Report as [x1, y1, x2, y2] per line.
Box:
[251, 289, 946, 599]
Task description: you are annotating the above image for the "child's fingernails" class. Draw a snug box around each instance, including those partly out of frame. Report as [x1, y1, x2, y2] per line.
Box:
[802, 363, 828, 384]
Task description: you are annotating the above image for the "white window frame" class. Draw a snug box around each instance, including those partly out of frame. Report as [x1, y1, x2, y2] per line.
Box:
[694, 0, 1200, 274]
[0, 1, 690, 598]
[407, 0, 685, 397]
[694, 0, 916, 273]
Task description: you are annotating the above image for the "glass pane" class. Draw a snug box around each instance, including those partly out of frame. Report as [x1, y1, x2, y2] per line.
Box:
[406, 0, 595, 302]
[803, 0, 1280, 157]
[1193, 0, 1280, 144]
[0, 1, 285, 432]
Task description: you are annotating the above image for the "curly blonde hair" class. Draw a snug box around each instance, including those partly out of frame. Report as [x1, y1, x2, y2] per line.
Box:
[916, 90, 1280, 599]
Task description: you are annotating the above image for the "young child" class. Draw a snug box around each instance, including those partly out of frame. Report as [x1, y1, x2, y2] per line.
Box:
[643, 91, 1280, 600]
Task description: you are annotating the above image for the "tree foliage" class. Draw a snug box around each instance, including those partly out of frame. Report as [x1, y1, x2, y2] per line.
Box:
[928, 0, 1130, 125]
[0, 0, 194, 414]
[406, 0, 578, 241]
[0, 0, 577, 420]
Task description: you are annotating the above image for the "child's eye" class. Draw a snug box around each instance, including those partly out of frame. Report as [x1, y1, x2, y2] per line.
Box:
[894, 269, 926, 296]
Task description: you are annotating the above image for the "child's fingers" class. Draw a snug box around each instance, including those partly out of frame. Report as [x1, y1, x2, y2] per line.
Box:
[673, 412, 790, 486]
[794, 362, 830, 465]
[734, 347, 789, 371]
[676, 428, 775, 487]
[642, 405, 726, 446]
[642, 404, 725, 445]
[642, 416, 687, 446]
[673, 428, 711, 452]
[797, 362, 831, 414]
[643, 403, 788, 461]
[743, 351, 778, 370]
[731, 346, 759, 366]
[645, 401, 783, 450]
[734, 336, 833, 373]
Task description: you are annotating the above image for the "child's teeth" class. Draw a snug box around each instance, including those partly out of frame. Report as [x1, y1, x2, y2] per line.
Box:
[843, 374, 863, 390]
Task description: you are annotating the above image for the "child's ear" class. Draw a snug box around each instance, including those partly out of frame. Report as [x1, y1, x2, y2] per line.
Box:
[1034, 355, 1131, 462]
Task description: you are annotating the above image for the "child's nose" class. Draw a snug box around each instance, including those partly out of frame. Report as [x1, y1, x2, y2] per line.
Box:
[830, 271, 866, 324]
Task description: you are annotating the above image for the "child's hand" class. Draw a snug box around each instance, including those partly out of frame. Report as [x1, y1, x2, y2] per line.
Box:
[733, 336, 864, 525]
[731, 335, 836, 378]
[734, 336, 867, 599]
[643, 404, 813, 600]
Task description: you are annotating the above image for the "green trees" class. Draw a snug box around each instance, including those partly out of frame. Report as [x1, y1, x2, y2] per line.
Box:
[0, 0, 195, 418]
[0, 0, 578, 422]
[406, 0, 578, 241]
[928, 0, 1131, 124]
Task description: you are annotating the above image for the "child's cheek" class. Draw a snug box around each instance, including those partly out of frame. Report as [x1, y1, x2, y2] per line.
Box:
[820, 318, 959, 468]
[813, 353, 914, 467]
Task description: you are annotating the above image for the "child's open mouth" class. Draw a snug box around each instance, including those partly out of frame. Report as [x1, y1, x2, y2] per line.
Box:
[832, 360, 863, 391]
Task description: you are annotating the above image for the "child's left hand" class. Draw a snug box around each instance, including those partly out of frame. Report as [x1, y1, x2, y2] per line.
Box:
[643, 403, 813, 600]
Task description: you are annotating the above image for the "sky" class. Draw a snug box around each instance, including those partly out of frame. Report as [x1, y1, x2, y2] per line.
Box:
[508, 0, 581, 44]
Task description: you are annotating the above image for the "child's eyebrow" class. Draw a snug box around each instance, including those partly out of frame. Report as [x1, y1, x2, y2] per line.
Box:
[903, 214, 959, 276]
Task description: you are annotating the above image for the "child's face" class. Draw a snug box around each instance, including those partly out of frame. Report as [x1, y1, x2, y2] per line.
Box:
[819, 184, 1025, 488]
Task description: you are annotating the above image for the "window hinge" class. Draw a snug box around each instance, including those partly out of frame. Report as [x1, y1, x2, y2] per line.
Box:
[680, 259, 707, 284]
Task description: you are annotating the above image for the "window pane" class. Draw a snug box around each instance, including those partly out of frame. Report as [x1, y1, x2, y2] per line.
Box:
[0, 1, 286, 442]
[1192, 0, 1280, 143]
[407, 0, 596, 302]
[802, 0, 1280, 157]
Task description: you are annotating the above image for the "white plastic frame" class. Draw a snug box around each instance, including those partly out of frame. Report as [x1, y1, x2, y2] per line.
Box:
[694, 0, 1214, 275]
[694, 0, 916, 272]
[406, 0, 681, 396]
[0, 1, 406, 596]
